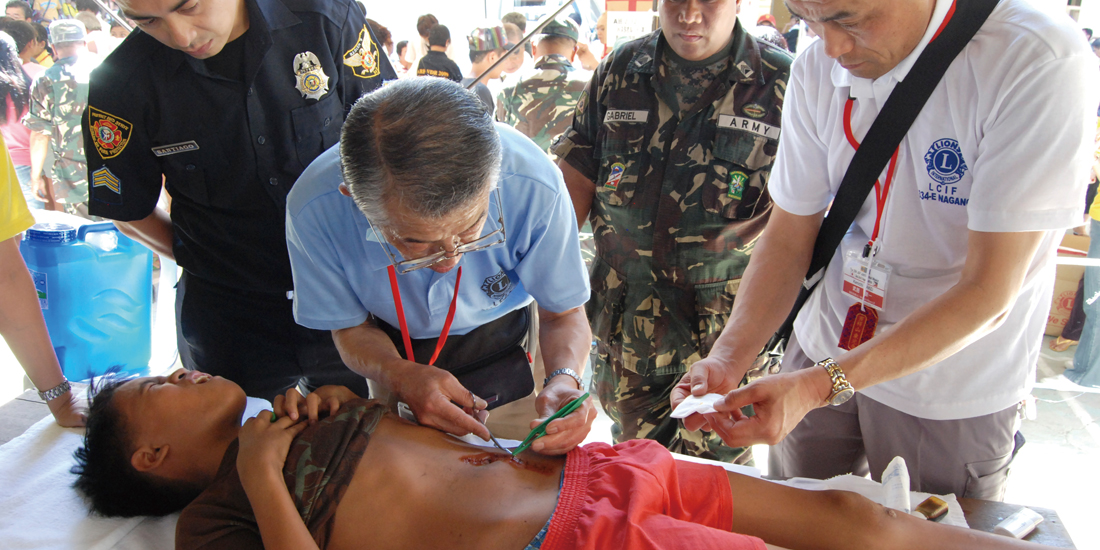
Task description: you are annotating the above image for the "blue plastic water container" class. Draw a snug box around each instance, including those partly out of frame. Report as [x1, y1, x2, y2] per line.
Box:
[19, 222, 153, 381]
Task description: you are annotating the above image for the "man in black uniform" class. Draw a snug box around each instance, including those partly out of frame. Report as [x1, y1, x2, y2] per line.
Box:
[84, 0, 395, 400]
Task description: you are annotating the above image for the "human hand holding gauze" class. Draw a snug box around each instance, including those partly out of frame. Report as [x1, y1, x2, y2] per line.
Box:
[670, 393, 725, 419]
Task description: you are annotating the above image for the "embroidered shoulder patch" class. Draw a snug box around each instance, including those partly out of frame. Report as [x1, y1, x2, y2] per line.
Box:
[87, 107, 132, 159]
[343, 26, 381, 79]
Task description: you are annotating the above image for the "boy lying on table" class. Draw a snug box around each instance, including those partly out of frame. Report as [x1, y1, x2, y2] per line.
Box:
[72, 369, 1055, 550]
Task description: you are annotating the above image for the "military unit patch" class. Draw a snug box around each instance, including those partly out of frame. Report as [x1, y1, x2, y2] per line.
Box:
[293, 51, 330, 100]
[343, 26, 381, 79]
[88, 106, 132, 159]
[605, 163, 625, 189]
[742, 103, 766, 119]
[728, 171, 747, 200]
[91, 166, 120, 194]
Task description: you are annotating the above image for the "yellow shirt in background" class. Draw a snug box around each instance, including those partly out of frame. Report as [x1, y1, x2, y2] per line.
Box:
[0, 133, 34, 242]
[35, 50, 53, 68]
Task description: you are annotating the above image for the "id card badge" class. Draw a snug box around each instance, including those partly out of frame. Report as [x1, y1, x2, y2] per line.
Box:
[841, 250, 892, 311]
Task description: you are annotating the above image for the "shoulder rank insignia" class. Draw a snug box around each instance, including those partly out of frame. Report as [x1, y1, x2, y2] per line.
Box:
[91, 166, 121, 204]
[294, 51, 330, 100]
[87, 107, 132, 159]
[343, 25, 381, 79]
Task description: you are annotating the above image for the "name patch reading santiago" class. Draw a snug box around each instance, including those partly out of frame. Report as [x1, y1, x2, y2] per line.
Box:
[151, 141, 199, 157]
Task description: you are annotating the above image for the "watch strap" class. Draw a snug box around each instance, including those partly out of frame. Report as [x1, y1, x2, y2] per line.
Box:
[37, 379, 71, 402]
[544, 368, 583, 390]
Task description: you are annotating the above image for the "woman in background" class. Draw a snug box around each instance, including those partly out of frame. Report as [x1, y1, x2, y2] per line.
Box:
[0, 32, 38, 209]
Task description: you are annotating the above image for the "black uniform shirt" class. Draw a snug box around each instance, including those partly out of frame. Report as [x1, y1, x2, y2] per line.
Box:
[416, 50, 462, 82]
[85, 0, 395, 293]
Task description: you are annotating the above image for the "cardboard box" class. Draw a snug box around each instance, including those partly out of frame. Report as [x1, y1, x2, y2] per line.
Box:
[1046, 233, 1090, 336]
[606, 0, 654, 11]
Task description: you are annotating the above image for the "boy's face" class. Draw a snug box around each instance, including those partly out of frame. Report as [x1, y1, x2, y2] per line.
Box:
[114, 369, 246, 448]
[119, 0, 248, 58]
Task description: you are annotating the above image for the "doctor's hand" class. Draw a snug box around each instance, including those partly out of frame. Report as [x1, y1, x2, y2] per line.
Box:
[47, 388, 86, 428]
[531, 377, 596, 455]
[700, 369, 831, 447]
[390, 358, 490, 441]
[274, 385, 359, 424]
[670, 355, 746, 433]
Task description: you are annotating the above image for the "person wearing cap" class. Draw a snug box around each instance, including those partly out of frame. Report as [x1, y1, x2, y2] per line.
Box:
[756, 13, 777, 28]
[0, 132, 85, 427]
[82, 0, 395, 401]
[463, 25, 515, 112]
[23, 18, 99, 218]
[415, 24, 461, 82]
[553, 0, 792, 463]
[495, 17, 591, 155]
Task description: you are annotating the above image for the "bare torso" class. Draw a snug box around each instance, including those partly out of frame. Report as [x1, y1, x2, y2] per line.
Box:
[327, 417, 564, 550]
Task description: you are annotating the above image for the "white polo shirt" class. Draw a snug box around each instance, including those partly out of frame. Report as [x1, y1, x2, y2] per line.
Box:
[770, 0, 1099, 420]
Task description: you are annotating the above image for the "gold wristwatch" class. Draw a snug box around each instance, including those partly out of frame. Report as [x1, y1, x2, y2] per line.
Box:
[817, 358, 854, 406]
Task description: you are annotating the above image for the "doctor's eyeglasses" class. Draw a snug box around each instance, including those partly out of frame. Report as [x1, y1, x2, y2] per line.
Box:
[370, 190, 506, 274]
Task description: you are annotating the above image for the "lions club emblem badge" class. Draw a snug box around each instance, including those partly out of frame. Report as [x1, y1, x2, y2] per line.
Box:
[924, 138, 968, 185]
[293, 51, 330, 100]
[87, 106, 132, 159]
[343, 26, 381, 79]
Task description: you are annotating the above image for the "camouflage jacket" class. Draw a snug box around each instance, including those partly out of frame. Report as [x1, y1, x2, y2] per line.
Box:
[496, 54, 590, 155]
[554, 25, 792, 377]
[23, 53, 98, 204]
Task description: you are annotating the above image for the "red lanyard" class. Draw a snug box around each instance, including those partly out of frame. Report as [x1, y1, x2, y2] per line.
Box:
[843, 97, 899, 251]
[387, 265, 461, 366]
[840, 0, 956, 254]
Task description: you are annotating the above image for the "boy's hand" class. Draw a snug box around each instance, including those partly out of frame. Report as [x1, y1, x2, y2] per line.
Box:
[237, 412, 308, 492]
[273, 385, 358, 423]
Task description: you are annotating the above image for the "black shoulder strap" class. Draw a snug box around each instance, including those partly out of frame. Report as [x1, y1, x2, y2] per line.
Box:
[771, 0, 999, 345]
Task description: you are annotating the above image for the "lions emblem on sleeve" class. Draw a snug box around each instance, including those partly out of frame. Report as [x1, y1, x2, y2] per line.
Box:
[343, 26, 381, 79]
[293, 51, 330, 100]
[87, 106, 132, 159]
[924, 139, 968, 185]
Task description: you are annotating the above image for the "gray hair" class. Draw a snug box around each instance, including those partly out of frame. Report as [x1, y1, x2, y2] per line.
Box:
[340, 78, 502, 226]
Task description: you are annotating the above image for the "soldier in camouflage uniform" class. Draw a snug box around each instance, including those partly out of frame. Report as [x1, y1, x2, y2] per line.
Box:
[495, 18, 591, 155]
[553, 0, 792, 462]
[23, 19, 98, 218]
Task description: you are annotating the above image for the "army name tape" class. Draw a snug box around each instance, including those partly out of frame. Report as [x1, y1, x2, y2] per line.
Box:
[717, 115, 780, 140]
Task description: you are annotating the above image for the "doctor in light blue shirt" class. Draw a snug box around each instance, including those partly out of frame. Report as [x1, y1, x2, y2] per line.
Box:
[286, 78, 594, 453]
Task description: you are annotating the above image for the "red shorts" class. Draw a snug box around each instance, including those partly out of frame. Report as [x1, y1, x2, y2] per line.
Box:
[542, 440, 766, 550]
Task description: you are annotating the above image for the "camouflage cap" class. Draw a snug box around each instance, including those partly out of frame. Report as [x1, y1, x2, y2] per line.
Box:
[538, 17, 579, 41]
[468, 26, 513, 52]
[48, 19, 86, 45]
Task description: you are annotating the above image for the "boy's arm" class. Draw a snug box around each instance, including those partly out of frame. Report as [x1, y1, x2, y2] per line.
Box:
[237, 415, 317, 550]
[727, 471, 1052, 550]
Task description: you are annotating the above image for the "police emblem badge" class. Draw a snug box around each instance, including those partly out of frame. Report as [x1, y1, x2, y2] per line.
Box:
[605, 163, 625, 189]
[343, 26, 381, 79]
[87, 106, 132, 159]
[293, 51, 330, 100]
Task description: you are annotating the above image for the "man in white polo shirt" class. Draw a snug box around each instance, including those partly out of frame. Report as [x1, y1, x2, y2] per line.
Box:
[671, 0, 1098, 499]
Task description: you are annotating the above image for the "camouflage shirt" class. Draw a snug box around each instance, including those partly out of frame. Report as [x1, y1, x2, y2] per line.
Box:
[496, 54, 590, 155]
[554, 25, 792, 377]
[23, 53, 99, 204]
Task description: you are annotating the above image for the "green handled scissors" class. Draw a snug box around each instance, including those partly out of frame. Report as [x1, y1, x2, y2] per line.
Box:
[511, 392, 590, 455]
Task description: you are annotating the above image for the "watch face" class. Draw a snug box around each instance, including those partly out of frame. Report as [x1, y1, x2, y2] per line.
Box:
[829, 388, 855, 406]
